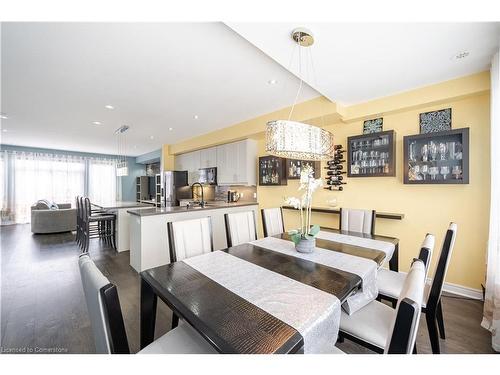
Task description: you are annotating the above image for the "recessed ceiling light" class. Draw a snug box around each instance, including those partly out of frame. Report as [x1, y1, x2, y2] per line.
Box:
[168, 127, 174, 131]
[92, 121, 102, 125]
[150, 135, 154, 140]
[2, 129, 7, 132]
[133, 145, 137, 149]
[105, 105, 114, 110]
[267, 79, 278, 85]
[453, 51, 470, 60]
[0, 113, 8, 120]
[193, 115, 199, 120]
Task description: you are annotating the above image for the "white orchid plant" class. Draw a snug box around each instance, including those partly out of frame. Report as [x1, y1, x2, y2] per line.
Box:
[284, 164, 323, 245]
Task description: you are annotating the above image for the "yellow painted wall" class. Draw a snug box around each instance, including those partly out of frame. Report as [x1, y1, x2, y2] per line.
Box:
[164, 72, 491, 291]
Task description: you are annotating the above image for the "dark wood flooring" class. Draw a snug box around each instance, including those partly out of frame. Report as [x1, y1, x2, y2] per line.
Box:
[0, 224, 495, 354]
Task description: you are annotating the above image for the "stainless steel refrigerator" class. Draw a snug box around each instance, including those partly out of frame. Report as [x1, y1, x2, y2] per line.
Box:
[162, 171, 188, 207]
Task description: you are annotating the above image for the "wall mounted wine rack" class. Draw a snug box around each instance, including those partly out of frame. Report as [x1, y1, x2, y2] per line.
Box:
[324, 145, 347, 191]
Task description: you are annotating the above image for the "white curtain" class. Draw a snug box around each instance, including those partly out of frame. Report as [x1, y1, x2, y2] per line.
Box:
[0, 151, 118, 224]
[88, 158, 117, 206]
[482, 47, 500, 352]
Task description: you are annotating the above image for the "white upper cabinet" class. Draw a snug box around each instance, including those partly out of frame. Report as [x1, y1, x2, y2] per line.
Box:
[217, 139, 257, 186]
[175, 139, 257, 186]
[199, 147, 217, 168]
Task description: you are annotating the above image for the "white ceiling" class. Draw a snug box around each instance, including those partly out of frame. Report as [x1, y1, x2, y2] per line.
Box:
[0, 22, 318, 156]
[1, 22, 499, 157]
[228, 22, 500, 105]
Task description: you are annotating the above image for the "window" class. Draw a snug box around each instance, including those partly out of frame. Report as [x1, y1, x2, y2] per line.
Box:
[88, 159, 117, 205]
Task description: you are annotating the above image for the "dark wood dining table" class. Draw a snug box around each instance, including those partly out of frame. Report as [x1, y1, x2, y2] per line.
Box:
[139, 228, 399, 354]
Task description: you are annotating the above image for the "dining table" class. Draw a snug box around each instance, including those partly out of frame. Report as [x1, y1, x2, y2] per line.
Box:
[140, 227, 399, 354]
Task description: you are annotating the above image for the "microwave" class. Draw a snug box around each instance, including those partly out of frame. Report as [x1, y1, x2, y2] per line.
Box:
[198, 167, 217, 185]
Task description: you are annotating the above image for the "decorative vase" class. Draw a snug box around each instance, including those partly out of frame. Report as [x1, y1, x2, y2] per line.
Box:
[295, 237, 316, 253]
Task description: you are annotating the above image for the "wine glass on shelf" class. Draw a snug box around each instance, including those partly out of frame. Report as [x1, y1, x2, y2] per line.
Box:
[429, 166, 439, 181]
[440, 166, 450, 180]
[452, 165, 462, 180]
[429, 141, 438, 161]
[421, 164, 428, 181]
[421, 144, 429, 162]
[439, 142, 448, 161]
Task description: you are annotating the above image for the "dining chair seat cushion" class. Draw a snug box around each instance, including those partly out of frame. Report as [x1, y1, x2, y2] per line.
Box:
[339, 300, 394, 349]
[377, 269, 431, 307]
[138, 322, 217, 354]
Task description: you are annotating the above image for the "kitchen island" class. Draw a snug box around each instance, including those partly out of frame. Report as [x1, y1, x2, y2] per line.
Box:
[92, 201, 154, 252]
[127, 201, 259, 272]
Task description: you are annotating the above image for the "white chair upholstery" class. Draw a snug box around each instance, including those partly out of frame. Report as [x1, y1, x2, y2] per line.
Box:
[225, 211, 257, 247]
[339, 259, 426, 353]
[377, 233, 436, 300]
[79, 254, 216, 354]
[261, 207, 285, 237]
[139, 322, 217, 354]
[168, 217, 213, 262]
[340, 208, 375, 234]
[79, 254, 112, 354]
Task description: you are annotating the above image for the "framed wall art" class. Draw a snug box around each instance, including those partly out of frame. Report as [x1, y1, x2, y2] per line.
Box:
[363, 117, 383, 134]
[419, 108, 452, 134]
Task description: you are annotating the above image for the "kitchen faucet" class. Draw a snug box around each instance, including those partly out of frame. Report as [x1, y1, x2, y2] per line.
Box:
[191, 182, 205, 208]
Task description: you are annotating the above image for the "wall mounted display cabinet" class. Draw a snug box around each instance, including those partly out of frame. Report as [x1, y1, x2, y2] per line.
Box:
[403, 128, 469, 184]
[347, 130, 396, 177]
[259, 156, 287, 186]
[285, 159, 321, 179]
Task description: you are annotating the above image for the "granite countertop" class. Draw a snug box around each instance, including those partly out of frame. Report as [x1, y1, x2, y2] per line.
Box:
[92, 201, 153, 210]
[127, 201, 259, 217]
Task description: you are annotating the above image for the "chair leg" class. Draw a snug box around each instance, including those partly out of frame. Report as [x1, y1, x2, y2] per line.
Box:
[111, 220, 117, 250]
[436, 300, 446, 339]
[425, 312, 441, 354]
[171, 313, 179, 330]
[413, 344, 417, 354]
[391, 300, 397, 308]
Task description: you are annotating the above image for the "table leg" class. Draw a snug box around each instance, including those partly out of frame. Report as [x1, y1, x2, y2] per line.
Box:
[140, 277, 157, 349]
[389, 243, 399, 272]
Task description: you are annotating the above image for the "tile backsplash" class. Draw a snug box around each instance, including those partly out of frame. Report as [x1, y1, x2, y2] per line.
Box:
[214, 185, 257, 202]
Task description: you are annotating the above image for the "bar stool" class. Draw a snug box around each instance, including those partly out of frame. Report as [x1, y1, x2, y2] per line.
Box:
[81, 197, 116, 253]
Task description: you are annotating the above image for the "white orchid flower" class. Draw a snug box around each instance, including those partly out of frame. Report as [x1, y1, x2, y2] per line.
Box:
[284, 196, 301, 209]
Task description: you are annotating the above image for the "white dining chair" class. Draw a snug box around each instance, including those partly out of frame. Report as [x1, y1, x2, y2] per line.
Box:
[338, 258, 426, 354]
[261, 207, 285, 237]
[167, 217, 213, 263]
[377, 233, 436, 307]
[339, 207, 376, 235]
[224, 211, 258, 247]
[378, 223, 457, 354]
[78, 254, 216, 354]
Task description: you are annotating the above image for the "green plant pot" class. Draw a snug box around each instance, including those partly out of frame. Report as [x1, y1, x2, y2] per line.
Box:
[295, 237, 316, 253]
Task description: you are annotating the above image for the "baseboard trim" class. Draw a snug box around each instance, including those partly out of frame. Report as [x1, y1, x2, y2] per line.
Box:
[441, 281, 483, 301]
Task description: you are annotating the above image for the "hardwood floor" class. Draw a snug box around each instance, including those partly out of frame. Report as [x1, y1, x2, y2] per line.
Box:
[0, 224, 495, 354]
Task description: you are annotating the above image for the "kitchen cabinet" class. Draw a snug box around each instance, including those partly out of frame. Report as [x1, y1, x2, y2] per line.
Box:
[217, 139, 257, 186]
[175, 139, 257, 186]
[199, 147, 217, 168]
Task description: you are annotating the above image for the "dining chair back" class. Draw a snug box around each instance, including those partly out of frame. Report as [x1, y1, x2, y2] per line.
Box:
[224, 210, 258, 247]
[418, 233, 436, 278]
[79, 253, 130, 354]
[427, 222, 457, 309]
[339, 208, 376, 235]
[385, 258, 426, 354]
[167, 217, 214, 263]
[261, 207, 285, 237]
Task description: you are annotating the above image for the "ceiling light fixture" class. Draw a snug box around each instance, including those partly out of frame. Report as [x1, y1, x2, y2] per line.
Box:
[193, 115, 199, 120]
[267, 79, 278, 85]
[115, 125, 130, 176]
[150, 135, 154, 140]
[2, 129, 7, 132]
[0, 113, 8, 120]
[105, 105, 115, 110]
[265, 28, 334, 161]
[92, 121, 102, 125]
[168, 127, 174, 131]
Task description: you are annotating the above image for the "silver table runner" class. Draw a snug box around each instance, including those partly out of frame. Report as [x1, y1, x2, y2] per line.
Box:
[183, 251, 341, 354]
[251, 236, 378, 315]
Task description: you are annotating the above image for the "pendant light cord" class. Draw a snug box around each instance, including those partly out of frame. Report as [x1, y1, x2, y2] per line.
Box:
[288, 35, 304, 121]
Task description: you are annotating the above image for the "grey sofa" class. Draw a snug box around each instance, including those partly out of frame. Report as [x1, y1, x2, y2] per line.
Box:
[31, 202, 77, 234]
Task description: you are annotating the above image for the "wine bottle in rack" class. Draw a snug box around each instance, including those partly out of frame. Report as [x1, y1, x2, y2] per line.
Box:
[326, 175, 343, 181]
[324, 186, 343, 191]
[326, 180, 347, 186]
[327, 159, 346, 165]
[326, 170, 346, 176]
[334, 145, 343, 150]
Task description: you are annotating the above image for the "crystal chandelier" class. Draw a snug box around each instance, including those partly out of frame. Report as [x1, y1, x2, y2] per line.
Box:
[265, 28, 334, 161]
[115, 125, 129, 176]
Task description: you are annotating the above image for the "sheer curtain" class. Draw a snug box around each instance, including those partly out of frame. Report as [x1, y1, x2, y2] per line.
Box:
[0, 150, 118, 224]
[88, 158, 117, 206]
[482, 46, 500, 352]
